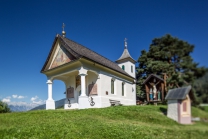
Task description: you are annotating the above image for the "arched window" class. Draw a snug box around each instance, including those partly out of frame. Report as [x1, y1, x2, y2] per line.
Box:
[122, 82, 125, 96]
[111, 79, 114, 94]
[122, 65, 125, 70]
[131, 65, 133, 73]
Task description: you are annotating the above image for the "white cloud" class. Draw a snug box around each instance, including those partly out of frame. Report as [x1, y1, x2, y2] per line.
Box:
[32, 100, 45, 105]
[31, 96, 38, 101]
[12, 95, 26, 99]
[30, 96, 45, 105]
[18, 96, 25, 99]
[2, 98, 11, 103]
[12, 95, 18, 98]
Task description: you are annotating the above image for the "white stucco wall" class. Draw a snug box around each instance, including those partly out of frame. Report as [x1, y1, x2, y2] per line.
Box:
[99, 71, 136, 107]
[50, 60, 136, 110]
[118, 61, 135, 78]
[167, 100, 178, 122]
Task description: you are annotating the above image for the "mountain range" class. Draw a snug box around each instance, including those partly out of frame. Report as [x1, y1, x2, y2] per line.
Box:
[9, 98, 66, 112]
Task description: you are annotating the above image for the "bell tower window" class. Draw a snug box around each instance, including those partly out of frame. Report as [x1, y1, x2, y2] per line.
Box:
[122, 65, 125, 71]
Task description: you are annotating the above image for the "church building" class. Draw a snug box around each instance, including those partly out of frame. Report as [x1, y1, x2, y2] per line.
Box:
[41, 26, 136, 110]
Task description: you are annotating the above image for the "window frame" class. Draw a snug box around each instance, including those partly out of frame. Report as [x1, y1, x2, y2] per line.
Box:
[111, 79, 114, 94]
[122, 82, 125, 96]
[122, 65, 125, 71]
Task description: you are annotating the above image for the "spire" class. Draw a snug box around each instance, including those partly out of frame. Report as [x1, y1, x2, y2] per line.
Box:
[124, 38, 127, 49]
[62, 23, 66, 37]
[116, 38, 136, 64]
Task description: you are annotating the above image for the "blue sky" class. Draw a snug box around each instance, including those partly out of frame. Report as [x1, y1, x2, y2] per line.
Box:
[0, 0, 208, 105]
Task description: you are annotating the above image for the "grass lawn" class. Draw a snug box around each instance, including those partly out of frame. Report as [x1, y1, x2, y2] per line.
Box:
[203, 106, 208, 113]
[0, 105, 208, 139]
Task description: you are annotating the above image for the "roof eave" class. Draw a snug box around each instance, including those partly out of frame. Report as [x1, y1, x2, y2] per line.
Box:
[143, 74, 164, 84]
[41, 58, 81, 74]
[40, 35, 59, 72]
[116, 57, 137, 64]
[82, 57, 135, 80]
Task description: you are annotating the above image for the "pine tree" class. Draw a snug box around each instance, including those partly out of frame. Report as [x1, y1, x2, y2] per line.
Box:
[136, 34, 206, 100]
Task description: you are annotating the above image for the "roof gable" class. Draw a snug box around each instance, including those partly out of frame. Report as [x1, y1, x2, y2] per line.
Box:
[41, 36, 77, 71]
[50, 45, 75, 69]
[143, 74, 164, 84]
[165, 86, 192, 100]
[41, 34, 134, 79]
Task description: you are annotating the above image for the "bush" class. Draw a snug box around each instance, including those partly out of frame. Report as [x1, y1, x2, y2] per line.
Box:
[0, 100, 11, 113]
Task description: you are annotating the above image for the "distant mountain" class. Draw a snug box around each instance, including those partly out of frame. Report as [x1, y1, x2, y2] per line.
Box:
[30, 98, 65, 110]
[8, 98, 66, 112]
[9, 102, 40, 112]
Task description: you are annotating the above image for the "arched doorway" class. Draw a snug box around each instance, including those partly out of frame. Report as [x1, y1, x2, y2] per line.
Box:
[52, 80, 66, 109]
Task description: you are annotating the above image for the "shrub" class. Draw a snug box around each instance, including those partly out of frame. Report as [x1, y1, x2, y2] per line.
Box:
[0, 100, 11, 113]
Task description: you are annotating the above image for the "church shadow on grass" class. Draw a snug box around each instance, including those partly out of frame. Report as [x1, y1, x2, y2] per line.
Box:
[159, 107, 167, 116]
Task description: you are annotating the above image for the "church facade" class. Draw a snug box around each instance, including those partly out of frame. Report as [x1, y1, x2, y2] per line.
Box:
[41, 32, 136, 110]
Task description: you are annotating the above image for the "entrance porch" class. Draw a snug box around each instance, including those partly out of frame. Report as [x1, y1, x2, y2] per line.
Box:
[46, 68, 100, 110]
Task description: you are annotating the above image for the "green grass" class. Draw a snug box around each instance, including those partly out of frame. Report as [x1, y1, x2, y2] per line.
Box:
[0, 105, 208, 139]
[203, 106, 208, 113]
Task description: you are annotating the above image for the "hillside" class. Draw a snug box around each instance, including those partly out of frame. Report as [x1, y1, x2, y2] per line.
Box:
[0, 106, 208, 139]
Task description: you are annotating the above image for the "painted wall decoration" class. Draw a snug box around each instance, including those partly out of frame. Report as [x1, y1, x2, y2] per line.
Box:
[50, 45, 74, 69]
[67, 87, 74, 98]
[88, 82, 97, 95]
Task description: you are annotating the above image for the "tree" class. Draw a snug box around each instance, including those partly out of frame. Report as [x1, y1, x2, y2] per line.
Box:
[136, 34, 206, 100]
[0, 100, 11, 113]
[194, 71, 208, 103]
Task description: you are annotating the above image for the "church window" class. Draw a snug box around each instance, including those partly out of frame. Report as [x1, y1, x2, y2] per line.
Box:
[122, 65, 125, 70]
[131, 65, 133, 73]
[111, 79, 114, 94]
[122, 82, 125, 96]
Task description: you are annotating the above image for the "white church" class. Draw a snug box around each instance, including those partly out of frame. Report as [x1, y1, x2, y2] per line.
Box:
[41, 26, 136, 110]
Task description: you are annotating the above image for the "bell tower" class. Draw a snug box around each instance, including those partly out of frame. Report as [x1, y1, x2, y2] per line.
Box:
[116, 38, 136, 78]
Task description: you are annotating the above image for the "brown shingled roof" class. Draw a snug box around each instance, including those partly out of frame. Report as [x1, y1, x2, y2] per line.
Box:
[41, 34, 134, 79]
[142, 74, 164, 84]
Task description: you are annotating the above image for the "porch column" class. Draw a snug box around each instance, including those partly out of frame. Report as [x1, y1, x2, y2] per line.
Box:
[47, 80, 53, 100]
[78, 67, 88, 109]
[78, 67, 88, 97]
[46, 80, 55, 110]
[80, 74, 87, 96]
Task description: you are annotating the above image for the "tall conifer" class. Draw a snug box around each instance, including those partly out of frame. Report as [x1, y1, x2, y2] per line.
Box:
[137, 34, 206, 100]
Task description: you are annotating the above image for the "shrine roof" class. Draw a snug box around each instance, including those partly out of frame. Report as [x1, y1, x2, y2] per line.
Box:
[165, 85, 193, 100]
[142, 74, 164, 84]
[41, 34, 134, 79]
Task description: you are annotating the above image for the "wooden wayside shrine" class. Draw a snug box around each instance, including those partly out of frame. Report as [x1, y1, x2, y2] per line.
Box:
[143, 74, 165, 102]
